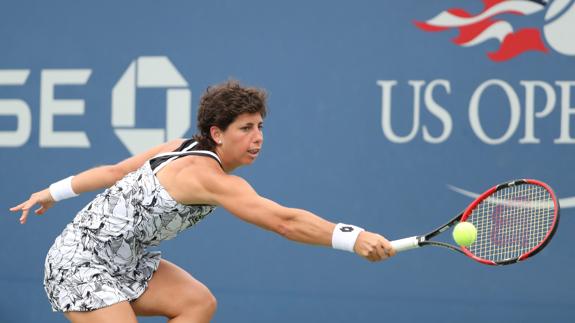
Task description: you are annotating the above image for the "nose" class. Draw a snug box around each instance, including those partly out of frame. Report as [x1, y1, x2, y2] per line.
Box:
[254, 128, 263, 144]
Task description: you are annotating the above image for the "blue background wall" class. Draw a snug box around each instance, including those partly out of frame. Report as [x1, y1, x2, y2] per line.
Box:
[1, 1, 574, 322]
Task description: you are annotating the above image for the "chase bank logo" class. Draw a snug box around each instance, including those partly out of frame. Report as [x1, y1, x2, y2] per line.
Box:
[0, 56, 191, 155]
[113, 57, 191, 155]
[416, 0, 575, 61]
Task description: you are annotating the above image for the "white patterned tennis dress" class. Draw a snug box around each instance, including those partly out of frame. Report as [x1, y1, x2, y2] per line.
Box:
[44, 140, 221, 312]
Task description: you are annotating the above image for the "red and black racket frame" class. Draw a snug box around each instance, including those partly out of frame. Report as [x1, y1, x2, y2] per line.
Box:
[416, 179, 560, 266]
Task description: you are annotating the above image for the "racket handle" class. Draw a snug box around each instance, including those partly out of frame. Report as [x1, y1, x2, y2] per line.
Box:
[390, 236, 420, 253]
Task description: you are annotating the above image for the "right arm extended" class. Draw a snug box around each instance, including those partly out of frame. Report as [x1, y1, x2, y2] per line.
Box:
[200, 173, 395, 262]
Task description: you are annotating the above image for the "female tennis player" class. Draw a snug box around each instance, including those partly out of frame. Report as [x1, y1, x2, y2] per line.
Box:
[10, 80, 395, 323]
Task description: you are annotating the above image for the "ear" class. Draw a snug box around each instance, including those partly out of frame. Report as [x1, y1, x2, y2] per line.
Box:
[210, 126, 223, 144]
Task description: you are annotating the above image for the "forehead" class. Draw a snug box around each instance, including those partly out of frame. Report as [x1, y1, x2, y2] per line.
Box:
[233, 112, 263, 124]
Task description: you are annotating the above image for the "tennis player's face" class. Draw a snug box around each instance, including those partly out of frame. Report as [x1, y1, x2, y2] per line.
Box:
[219, 112, 264, 170]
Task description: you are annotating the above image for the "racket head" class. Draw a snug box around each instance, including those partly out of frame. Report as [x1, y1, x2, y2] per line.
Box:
[459, 179, 559, 265]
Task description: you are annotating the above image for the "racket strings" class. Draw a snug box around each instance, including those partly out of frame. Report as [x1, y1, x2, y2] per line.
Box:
[466, 184, 555, 263]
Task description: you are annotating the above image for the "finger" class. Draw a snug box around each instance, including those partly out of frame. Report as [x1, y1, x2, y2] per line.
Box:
[365, 246, 381, 262]
[20, 208, 30, 224]
[360, 249, 374, 262]
[383, 240, 396, 257]
[365, 252, 377, 262]
[35, 204, 50, 215]
[10, 202, 27, 212]
[376, 235, 395, 258]
[375, 243, 387, 260]
[19, 200, 37, 223]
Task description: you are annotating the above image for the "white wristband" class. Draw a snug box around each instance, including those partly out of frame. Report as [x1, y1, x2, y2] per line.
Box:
[332, 223, 364, 252]
[49, 176, 79, 202]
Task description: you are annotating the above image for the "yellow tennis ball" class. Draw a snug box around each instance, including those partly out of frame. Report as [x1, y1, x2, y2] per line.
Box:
[452, 222, 477, 247]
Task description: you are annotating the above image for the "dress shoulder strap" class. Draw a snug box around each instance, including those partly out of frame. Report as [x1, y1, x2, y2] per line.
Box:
[149, 140, 222, 174]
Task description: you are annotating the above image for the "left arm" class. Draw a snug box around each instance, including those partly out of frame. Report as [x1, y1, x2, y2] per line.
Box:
[10, 138, 186, 224]
[70, 138, 185, 194]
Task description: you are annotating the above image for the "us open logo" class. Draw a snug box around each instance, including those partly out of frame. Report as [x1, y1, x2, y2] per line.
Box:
[416, 0, 575, 61]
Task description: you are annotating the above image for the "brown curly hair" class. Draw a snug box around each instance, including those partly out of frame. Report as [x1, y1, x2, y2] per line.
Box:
[192, 80, 267, 151]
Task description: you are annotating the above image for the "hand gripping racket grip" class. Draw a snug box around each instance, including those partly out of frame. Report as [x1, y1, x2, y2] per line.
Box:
[390, 236, 420, 253]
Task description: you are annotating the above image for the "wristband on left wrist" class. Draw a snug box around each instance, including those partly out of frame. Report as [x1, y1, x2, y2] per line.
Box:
[49, 176, 79, 202]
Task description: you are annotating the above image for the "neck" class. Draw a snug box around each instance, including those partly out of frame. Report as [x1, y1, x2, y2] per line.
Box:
[214, 148, 238, 174]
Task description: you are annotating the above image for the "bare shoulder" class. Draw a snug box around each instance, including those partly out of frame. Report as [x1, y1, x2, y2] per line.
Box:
[114, 138, 187, 174]
[195, 168, 252, 196]
[168, 160, 253, 205]
[162, 138, 188, 152]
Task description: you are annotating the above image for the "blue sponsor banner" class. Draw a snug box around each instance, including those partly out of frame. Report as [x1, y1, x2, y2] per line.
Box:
[1, 1, 574, 322]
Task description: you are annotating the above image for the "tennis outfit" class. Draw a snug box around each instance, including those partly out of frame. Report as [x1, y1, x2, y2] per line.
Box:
[43, 140, 221, 312]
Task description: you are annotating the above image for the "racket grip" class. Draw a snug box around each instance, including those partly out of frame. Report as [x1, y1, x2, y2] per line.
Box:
[390, 236, 420, 253]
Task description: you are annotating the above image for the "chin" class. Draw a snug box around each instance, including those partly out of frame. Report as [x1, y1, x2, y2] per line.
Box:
[243, 157, 257, 165]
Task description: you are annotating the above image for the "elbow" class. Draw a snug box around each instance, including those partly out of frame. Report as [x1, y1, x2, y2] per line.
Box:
[106, 165, 128, 184]
[276, 219, 295, 241]
[276, 218, 299, 241]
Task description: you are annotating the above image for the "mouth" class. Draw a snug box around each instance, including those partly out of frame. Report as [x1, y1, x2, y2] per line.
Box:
[247, 148, 260, 157]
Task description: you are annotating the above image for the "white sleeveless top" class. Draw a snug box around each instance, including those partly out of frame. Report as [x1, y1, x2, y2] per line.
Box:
[44, 140, 220, 312]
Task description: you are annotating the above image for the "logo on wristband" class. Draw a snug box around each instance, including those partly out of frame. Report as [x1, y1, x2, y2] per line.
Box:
[340, 226, 354, 233]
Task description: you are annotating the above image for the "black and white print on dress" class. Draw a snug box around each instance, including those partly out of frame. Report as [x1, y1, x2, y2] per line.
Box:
[44, 141, 220, 312]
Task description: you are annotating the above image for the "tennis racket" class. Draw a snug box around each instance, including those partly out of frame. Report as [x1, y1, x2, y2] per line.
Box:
[390, 179, 560, 265]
